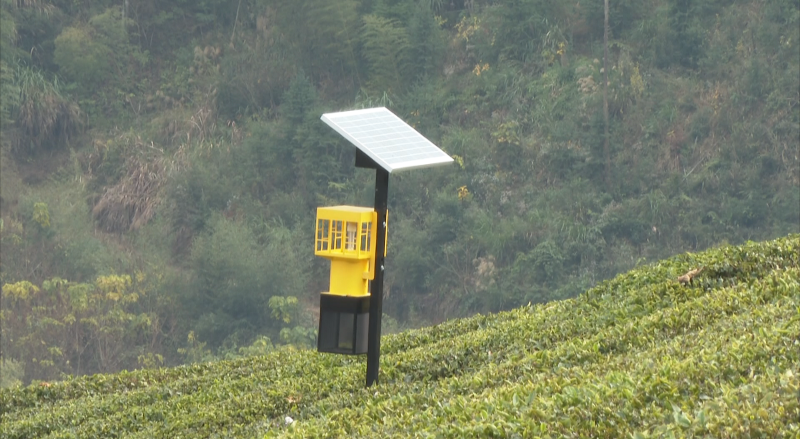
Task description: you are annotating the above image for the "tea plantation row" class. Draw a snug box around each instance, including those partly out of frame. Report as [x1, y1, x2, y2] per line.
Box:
[1, 235, 798, 438]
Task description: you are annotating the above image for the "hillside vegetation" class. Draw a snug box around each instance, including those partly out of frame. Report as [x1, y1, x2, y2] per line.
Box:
[1, 0, 799, 384]
[1, 235, 798, 437]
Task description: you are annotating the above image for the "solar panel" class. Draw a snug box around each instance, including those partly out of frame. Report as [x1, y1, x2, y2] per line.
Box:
[321, 107, 453, 173]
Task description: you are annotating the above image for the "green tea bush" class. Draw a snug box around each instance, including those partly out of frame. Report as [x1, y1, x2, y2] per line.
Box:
[1, 235, 797, 438]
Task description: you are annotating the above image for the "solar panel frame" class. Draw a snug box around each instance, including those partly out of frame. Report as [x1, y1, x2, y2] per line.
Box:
[321, 107, 453, 173]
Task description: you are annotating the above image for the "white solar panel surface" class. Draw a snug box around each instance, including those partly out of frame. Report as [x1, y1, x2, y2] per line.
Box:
[321, 107, 453, 173]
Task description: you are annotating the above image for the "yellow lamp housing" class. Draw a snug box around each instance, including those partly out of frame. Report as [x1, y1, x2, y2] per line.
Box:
[315, 206, 380, 296]
[315, 205, 386, 355]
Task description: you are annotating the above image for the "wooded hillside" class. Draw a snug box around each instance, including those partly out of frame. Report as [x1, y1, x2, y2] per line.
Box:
[1, 0, 798, 385]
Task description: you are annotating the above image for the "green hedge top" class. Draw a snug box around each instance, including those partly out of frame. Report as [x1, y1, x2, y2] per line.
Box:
[1, 234, 798, 438]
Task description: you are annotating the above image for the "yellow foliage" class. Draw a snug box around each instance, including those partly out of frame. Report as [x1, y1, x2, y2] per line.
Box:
[4, 272, 158, 383]
[472, 62, 490, 76]
[95, 275, 132, 301]
[458, 186, 470, 201]
[492, 121, 520, 145]
[32, 202, 50, 229]
[455, 16, 480, 43]
[2, 281, 39, 300]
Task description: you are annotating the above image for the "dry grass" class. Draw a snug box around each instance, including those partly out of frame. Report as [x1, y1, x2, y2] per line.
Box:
[92, 152, 165, 234]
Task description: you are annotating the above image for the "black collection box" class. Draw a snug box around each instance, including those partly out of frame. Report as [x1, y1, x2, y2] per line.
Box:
[318, 294, 370, 355]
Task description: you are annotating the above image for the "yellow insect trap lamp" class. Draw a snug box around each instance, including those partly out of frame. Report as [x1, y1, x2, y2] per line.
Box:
[314, 206, 381, 355]
[318, 107, 452, 386]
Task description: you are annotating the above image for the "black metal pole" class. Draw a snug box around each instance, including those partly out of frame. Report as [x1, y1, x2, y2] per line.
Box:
[366, 167, 389, 387]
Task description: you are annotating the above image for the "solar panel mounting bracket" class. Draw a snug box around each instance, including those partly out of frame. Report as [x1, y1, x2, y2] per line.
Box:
[355, 148, 380, 169]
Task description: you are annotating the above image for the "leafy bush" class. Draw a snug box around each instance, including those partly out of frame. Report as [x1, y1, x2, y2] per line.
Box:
[164, 152, 236, 254]
[184, 214, 310, 351]
[53, 6, 147, 119]
[53, 26, 111, 88]
[0, 274, 160, 383]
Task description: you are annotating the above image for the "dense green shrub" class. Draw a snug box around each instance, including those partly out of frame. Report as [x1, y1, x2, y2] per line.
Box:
[164, 151, 238, 254]
[53, 27, 111, 88]
[182, 214, 311, 351]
